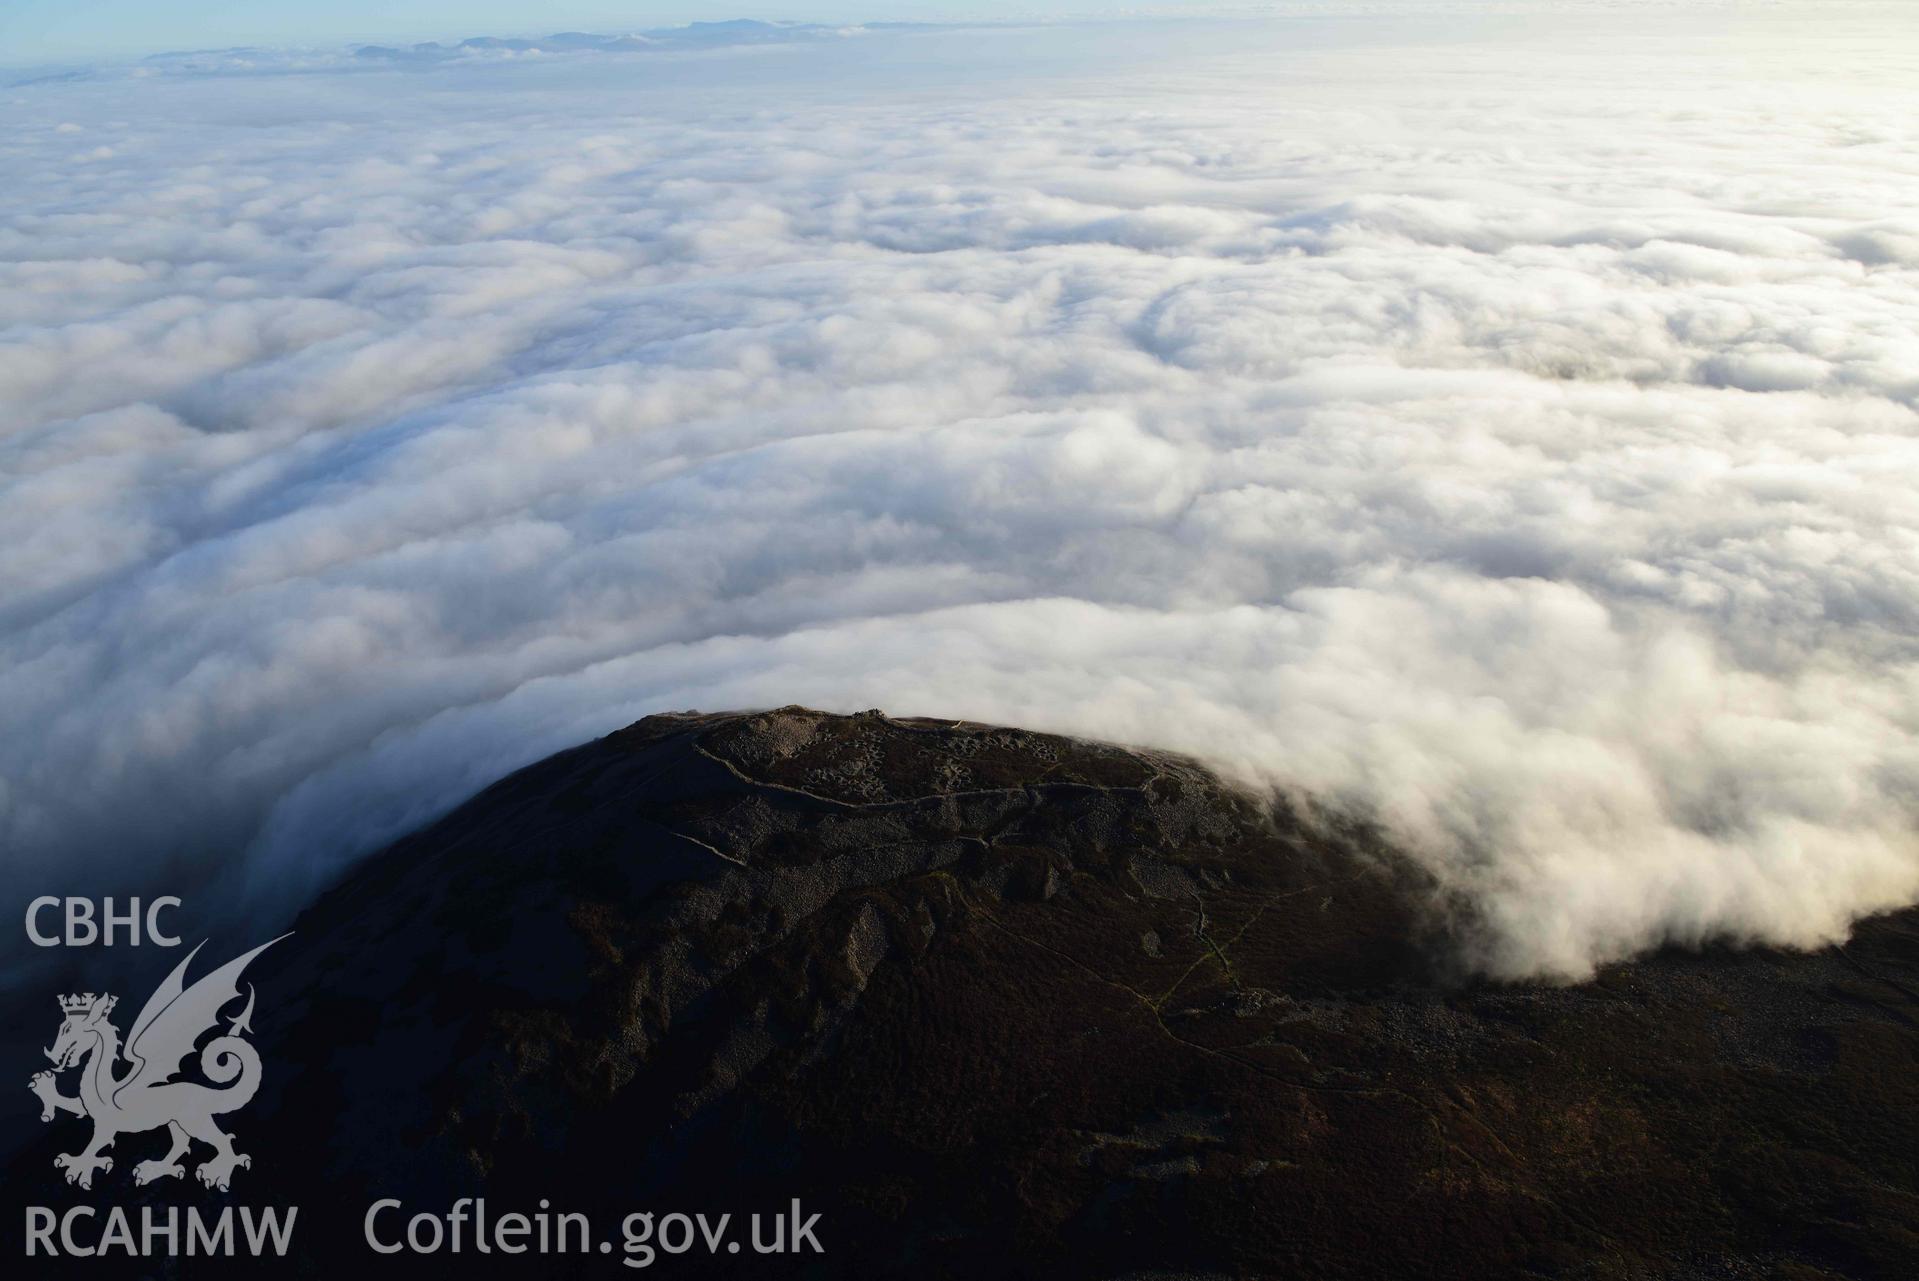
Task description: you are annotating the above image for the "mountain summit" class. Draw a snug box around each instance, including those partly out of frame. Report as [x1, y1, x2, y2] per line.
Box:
[16, 708, 1919, 1276]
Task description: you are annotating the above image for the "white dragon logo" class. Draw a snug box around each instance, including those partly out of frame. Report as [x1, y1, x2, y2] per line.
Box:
[28, 936, 287, 1191]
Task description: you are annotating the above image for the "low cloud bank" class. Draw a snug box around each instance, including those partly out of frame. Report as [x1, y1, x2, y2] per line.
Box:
[3, 6, 1917, 978]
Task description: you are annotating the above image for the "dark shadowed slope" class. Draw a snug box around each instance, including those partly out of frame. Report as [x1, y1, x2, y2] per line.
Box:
[13, 708, 1919, 1278]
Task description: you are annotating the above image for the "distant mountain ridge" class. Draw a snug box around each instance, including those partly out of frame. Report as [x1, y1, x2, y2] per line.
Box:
[350, 20, 872, 64]
[95, 19, 933, 81]
[3, 19, 936, 85]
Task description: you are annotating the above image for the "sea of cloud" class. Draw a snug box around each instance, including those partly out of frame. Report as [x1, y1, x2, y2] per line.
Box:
[3, 4, 1917, 979]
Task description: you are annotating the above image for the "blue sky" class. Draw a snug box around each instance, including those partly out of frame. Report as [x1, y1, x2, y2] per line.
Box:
[0, 1, 1112, 62]
[0, 1, 1212, 63]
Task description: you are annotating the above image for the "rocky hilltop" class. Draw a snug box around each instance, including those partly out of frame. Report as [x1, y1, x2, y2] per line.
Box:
[14, 708, 1919, 1278]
